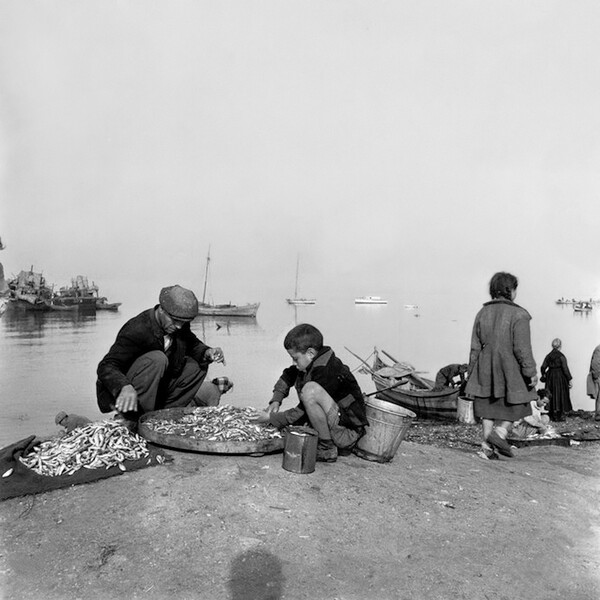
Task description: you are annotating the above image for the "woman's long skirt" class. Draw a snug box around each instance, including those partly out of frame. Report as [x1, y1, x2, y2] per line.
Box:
[473, 396, 532, 422]
[544, 367, 573, 419]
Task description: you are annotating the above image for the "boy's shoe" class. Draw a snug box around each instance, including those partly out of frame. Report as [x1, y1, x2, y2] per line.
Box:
[316, 440, 338, 463]
[487, 431, 514, 458]
[338, 446, 354, 457]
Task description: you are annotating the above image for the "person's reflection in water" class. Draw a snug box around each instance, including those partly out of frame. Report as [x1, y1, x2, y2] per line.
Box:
[229, 548, 284, 600]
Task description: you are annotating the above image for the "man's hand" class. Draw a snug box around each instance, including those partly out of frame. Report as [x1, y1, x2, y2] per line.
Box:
[206, 347, 226, 365]
[266, 401, 280, 414]
[115, 384, 138, 413]
[250, 409, 271, 424]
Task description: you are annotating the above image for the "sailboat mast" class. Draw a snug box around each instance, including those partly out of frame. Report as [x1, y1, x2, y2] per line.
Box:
[294, 255, 300, 298]
[202, 246, 211, 304]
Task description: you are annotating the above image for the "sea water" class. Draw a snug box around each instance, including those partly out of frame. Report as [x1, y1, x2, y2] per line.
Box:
[1, 290, 598, 448]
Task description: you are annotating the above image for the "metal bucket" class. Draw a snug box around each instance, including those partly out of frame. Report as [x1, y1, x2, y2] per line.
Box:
[282, 426, 318, 474]
[354, 397, 415, 463]
[457, 396, 476, 424]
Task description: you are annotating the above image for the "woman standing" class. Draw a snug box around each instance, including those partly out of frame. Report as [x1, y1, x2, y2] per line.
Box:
[540, 338, 572, 421]
[464, 272, 538, 459]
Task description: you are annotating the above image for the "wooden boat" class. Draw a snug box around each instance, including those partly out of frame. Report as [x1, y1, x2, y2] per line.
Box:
[8, 267, 54, 311]
[574, 302, 592, 312]
[355, 295, 387, 305]
[286, 254, 316, 305]
[354, 347, 459, 420]
[197, 247, 259, 317]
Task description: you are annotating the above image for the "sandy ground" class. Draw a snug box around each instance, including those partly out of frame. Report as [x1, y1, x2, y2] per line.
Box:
[1, 421, 599, 600]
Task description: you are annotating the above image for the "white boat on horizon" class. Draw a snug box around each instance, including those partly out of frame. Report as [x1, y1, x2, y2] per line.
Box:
[355, 295, 388, 305]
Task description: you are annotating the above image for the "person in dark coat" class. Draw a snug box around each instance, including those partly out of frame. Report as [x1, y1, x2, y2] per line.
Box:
[590, 344, 600, 421]
[96, 285, 226, 429]
[540, 338, 572, 421]
[464, 272, 537, 459]
[434, 363, 468, 391]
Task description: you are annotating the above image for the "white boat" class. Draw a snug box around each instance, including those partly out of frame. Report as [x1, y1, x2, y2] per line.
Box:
[198, 247, 260, 318]
[286, 254, 316, 305]
[404, 304, 419, 310]
[355, 296, 387, 305]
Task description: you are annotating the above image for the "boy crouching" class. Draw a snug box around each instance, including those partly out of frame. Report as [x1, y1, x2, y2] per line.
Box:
[252, 323, 368, 462]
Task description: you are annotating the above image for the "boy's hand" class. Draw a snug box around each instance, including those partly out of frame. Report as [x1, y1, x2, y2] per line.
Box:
[250, 409, 271, 424]
[266, 401, 280, 414]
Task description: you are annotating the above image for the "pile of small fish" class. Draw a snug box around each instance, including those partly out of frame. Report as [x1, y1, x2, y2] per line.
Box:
[19, 420, 151, 477]
[146, 405, 282, 442]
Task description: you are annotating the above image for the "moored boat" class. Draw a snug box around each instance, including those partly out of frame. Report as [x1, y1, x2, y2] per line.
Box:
[8, 267, 54, 311]
[355, 296, 387, 305]
[197, 302, 260, 317]
[574, 302, 593, 312]
[53, 275, 99, 311]
[286, 255, 316, 305]
[198, 247, 259, 318]
[96, 297, 122, 311]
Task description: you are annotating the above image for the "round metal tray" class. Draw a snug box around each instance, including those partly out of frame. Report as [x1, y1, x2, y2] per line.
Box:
[138, 406, 284, 455]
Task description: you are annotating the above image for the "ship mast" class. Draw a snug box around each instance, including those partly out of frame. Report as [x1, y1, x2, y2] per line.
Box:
[202, 246, 211, 304]
[294, 254, 300, 299]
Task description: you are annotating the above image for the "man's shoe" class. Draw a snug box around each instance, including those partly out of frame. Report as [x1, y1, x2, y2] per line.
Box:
[487, 431, 514, 458]
[316, 441, 338, 462]
[595, 413, 600, 422]
[113, 413, 138, 434]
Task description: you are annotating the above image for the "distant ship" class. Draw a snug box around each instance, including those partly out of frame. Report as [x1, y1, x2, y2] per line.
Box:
[355, 296, 387, 305]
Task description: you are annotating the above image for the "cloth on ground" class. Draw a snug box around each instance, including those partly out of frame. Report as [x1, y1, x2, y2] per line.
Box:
[0, 436, 171, 501]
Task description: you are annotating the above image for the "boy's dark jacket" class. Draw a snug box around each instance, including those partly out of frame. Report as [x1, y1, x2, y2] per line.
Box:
[268, 346, 369, 430]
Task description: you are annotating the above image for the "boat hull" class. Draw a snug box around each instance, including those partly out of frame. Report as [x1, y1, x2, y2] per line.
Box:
[10, 298, 52, 311]
[286, 299, 316, 305]
[373, 375, 459, 420]
[355, 296, 387, 304]
[197, 302, 260, 317]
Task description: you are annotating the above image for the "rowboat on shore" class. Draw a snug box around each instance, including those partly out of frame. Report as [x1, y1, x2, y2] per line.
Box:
[372, 349, 459, 420]
[346, 346, 459, 420]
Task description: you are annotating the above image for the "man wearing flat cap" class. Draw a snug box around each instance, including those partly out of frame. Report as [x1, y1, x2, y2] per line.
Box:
[96, 285, 226, 428]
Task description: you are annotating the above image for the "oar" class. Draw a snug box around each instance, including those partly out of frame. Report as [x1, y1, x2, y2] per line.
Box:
[344, 346, 375, 374]
[364, 379, 408, 397]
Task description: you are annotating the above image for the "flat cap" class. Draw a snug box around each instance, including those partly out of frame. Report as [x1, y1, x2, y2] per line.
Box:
[159, 285, 198, 320]
[55, 411, 68, 425]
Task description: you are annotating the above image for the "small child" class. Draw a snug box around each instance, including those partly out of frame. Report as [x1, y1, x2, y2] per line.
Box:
[251, 323, 369, 462]
[511, 389, 551, 439]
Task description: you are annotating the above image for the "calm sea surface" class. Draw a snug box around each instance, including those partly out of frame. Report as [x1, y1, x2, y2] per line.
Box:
[1, 289, 598, 447]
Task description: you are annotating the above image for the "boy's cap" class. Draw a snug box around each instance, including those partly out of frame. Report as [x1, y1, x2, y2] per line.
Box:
[159, 285, 198, 320]
[55, 411, 68, 425]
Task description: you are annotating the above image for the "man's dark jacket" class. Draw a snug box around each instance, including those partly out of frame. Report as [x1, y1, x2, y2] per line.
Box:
[96, 307, 210, 413]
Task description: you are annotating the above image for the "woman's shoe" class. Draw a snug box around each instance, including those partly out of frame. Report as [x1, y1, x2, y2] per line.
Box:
[487, 431, 514, 458]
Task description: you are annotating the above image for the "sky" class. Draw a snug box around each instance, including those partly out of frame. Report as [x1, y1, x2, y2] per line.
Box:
[1, 1, 599, 308]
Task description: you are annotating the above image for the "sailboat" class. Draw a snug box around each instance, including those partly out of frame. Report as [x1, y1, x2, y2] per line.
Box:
[286, 255, 316, 305]
[197, 248, 260, 317]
